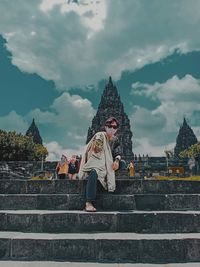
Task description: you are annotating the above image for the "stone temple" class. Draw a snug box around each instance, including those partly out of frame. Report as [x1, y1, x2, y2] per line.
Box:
[174, 117, 198, 157]
[86, 77, 134, 161]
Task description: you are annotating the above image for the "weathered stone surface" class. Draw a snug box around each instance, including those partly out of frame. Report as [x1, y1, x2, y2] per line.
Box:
[54, 180, 81, 194]
[42, 213, 79, 233]
[1, 179, 200, 195]
[11, 239, 53, 260]
[0, 234, 195, 263]
[97, 194, 135, 210]
[0, 239, 10, 260]
[0, 195, 37, 210]
[0, 180, 26, 194]
[135, 194, 200, 211]
[27, 180, 55, 194]
[1, 193, 200, 211]
[140, 239, 186, 263]
[78, 213, 117, 233]
[52, 240, 97, 261]
[37, 194, 69, 210]
[186, 239, 200, 261]
[6, 213, 41, 232]
[1, 177, 200, 264]
[1, 211, 200, 234]
[98, 240, 140, 262]
[0, 213, 6, 231]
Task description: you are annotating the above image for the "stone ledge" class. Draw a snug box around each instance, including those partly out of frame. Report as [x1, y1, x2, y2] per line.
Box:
[1, 179, 200, 194]
[0, 194, 199, 211]
[0, 232, 200, 263]
[1, 210, 200, 234]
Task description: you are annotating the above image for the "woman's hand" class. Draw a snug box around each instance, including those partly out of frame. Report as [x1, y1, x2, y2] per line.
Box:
[112, 160, 119, 171]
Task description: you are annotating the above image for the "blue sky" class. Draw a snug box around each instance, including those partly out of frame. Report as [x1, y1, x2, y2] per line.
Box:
[0, 0, 200, 160]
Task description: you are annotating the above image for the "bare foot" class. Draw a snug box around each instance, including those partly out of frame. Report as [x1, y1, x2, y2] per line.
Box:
[85, 202, 96, 212]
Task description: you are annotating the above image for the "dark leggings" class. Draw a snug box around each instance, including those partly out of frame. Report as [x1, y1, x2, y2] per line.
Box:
[86, 169, 98, 202]
[85, 160, 126, 202]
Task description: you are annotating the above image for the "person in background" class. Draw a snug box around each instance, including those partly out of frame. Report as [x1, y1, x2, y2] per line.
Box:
[127, 161, 135, 178]
[79, 117, 126, 212]
[56, 154, 68, 179]
[68, 155, 79, 180]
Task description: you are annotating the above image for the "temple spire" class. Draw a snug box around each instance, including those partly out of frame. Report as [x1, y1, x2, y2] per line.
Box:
[26, 118, 43, 145]
[174, 118, 198, 157]
[108, 76, 113, 86]
[86, 77, 134, 161]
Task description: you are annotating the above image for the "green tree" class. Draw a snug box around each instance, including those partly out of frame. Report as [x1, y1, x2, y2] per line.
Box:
[179, 142, 200, 158]
[179, 142, 200, 175]
[0, 130, 48, 161]
[33, 144, 48, 161]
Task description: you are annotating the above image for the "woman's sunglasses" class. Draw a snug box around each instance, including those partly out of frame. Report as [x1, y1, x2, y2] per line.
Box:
[106, 125, 118, 129]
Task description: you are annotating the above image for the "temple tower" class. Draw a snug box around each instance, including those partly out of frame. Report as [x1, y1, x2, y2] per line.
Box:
[26, 118, 43, 145]
[174, 118, 198, 157]
[86, 77, 134, 161]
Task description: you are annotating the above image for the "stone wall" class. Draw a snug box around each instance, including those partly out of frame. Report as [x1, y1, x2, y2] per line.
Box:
[0, 161, 58, 179]
[0, 157, 190, 180]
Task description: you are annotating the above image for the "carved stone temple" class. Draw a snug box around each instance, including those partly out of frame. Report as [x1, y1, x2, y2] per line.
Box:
[86, 77, 134, 161]
[26, 118, 43, 145]
[174, 118, 198, 157]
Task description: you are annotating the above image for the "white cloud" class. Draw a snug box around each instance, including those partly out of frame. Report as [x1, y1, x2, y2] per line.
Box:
[27, 92, 95, 147]
[132, 75, 200, 132]
[0, 0, 200, 88]
[133, 137, 175, 157]
[130, 75, 200, 153]
[0, 110, 28, 133]
[45, 140, 86, 161]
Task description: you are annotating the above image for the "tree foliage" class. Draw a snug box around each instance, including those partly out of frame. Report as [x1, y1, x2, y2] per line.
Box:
[179, 142, 200, 158]
[0, 130, 48, 161]
[34, 144, 48, 161]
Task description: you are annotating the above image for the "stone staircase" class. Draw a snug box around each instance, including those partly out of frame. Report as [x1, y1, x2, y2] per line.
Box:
[0, 179, 200, 263]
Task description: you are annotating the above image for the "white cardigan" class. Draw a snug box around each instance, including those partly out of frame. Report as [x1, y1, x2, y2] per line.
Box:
[78, 131, 116, 192]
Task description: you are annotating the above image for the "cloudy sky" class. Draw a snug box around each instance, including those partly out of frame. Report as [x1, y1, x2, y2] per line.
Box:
[0, 0, 200, 160]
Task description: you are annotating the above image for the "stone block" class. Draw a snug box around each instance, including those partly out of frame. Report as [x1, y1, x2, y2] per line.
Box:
[0, 180, 26, 194]
[98, 239, 140, 262]
[97, 194, 136, 210]
[78, 213, 117, 232]
[165, 194, 200, 210]
[52, 239, 97, 261]
[139, 239, 186, 263]
[135, 194, 166, 210]
[11, 239, 53, 260]
[0, 239, 10, 260]
[42, 213, 79, 233]
[0, 195, 37, 210]
[186, 239, 200, 261]
[55, 180, 81, 194]
[37, 194, 69, 210]
[6, 213, 41, 232]
[0, 213, 7, 231]
[27, 180, 55, 194]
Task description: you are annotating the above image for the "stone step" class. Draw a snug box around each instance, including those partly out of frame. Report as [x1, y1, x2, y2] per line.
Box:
[0, 193, 199, 211]
[0, 232, 200, 263]
[1, 179, 200, 195]
[1, 262, 200, 267]
[0, 210, 200, 234]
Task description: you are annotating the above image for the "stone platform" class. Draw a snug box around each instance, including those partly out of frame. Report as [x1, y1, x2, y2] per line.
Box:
[0, 179, 200, 263]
